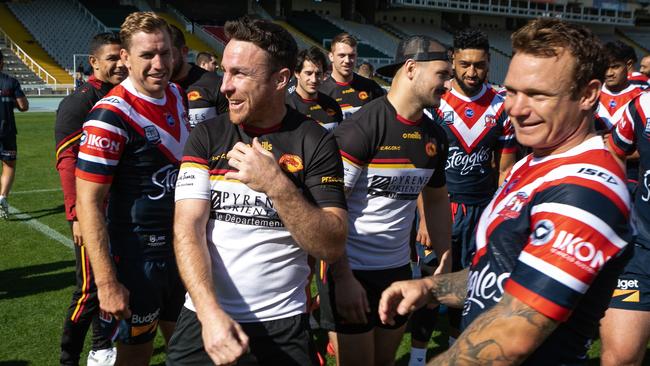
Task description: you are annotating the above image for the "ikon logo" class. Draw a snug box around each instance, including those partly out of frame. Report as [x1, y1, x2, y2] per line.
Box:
[81, 132, 121, 153]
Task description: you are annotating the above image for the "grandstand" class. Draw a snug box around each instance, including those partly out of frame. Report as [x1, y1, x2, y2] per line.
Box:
[80, 0, 139, 30]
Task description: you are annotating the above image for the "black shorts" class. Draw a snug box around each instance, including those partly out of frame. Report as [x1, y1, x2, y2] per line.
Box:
[167, 308, 317, 366]
[115, 257, 185, 344]
[609, 243, 650, 311]
[451, 201, 486, 270]
[0, 134, 17, 161]
[318, 263, 412, 334]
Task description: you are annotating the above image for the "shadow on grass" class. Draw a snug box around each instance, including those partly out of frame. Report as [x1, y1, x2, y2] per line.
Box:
[0, 260, 75, 300]
[8, 204, 65, 221]
[0, 361, 29, 366]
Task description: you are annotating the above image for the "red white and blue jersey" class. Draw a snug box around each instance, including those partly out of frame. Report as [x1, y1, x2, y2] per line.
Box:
[594, 84, 643, 131]
[426, 84, 515, 205]
[462, 137, 632, 364]
[628, 72, 650, 90]
[76, 78, 191, 246]
[610, 92, 650, 249]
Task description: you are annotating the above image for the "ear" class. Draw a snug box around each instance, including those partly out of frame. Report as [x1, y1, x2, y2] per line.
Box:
[276, 68, 291, 90]
[403, 59, 417, 80]
[88, 55, 98, 70]
[329, 52, 334, 63]
[580, 79, 601, 111]
[120, 48, 131, 70]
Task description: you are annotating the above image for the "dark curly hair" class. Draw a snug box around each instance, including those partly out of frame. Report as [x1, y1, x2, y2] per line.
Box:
[511, 18, 607, 99]
[225, 17, 298, 73]
[453, 28, 490, 53]
[604, 41, 635, 64]
[295, 47, 328, 73]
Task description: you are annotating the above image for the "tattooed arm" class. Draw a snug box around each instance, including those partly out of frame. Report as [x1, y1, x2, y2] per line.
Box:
[378, 268, 469, 325]
[429, 293, 558, 366]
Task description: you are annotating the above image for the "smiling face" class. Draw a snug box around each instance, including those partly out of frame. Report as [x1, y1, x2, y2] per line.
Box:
[504, 50, 598, 156]
[295, 59, 323, 98]
[90, 43, 127, 86]
[220, 40, 282, 126]
[329, 42, 356, 81]
[452, 48, 489, 96]
[121, 28, 172, 98]
[414, 59, 452, 109]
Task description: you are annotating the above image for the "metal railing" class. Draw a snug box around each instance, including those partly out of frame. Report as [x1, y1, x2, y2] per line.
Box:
[390, 0, 635, 26]
[72, 0, 111, 33]
[0, 29, 58, 88]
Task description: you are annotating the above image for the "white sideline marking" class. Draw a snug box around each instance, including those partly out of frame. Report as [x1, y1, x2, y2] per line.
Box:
[8, 205, 73, 249]
[11, 188, 62, 195]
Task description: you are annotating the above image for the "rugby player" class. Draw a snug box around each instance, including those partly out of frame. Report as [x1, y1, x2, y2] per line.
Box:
[196, 51, 218, 72]
[640, 54, 650, 78]
[55, 32, 126, 366]
[594, 41, 644, 132]
[318, 35, 452, 366]
[379, 18, 633, 365]
[602, 77, 650, 366]
[167, 18, 347, 366]
[319, 33, 385, 119]
[0, 51, 28, 219]
[409, 28, 516, 364]
[75, 12, 189, 366]
[357, 62, 374, 79]
[286, 47, 342, 132]
[622, 43, 650, 89]
[168, 25, 227, 128]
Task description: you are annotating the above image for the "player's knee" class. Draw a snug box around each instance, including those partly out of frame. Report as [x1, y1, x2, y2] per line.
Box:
[601, 341, 647, 366]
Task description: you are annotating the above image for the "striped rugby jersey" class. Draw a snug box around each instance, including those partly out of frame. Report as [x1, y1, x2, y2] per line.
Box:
[335, 96, 447, 270]
[319, 73, 385, 120]
[285, 91, 342, 132]
[174, 108, 346, 322]
[594, 84, 643, 131]
[610, 92, 650, 249]
[75, 78, 190, 249]
[461, 136, 632, 364]
[427, 83, 515, 205]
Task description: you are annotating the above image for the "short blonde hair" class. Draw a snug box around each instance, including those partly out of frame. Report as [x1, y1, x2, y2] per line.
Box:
[120, 12, 169, 51]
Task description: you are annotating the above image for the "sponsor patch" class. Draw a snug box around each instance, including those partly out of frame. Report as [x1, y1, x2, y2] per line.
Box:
[465, 108, 474, 118]
[164, 113, 175, 127]
[442, 111, 454, 125]
[609, 99, 617, 109]
[144, 126, 161, 144]
[612, 289, 640, 302]
[529, 219, 555, 246]
[279, 154, 303, 173]
[187, 91, 202, 101]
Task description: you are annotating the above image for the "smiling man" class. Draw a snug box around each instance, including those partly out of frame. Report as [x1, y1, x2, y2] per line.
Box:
[75, 12, 190, 366]
[379, 18, 632, 366]
[167, 18, 347, 366]
[286, 47, 342, 132]
[56, 32, 126, 366]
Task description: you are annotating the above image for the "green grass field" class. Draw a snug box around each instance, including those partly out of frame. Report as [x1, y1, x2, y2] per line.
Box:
[0, 112, 646, 365]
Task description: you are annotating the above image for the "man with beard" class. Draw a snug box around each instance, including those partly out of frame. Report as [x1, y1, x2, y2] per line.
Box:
[594, 41, 644, 132]
[318, 35, 452, 366]
[640, 54, 650, 78]
[319, 33, 385, 119]
[196, 51, 218, 73]
[286, 47, 342, 132]
[56, 32, 126, 366]
[76, 12, 190, 365]
[168, 25, 227, 128]
[167, 18, 347, 366]
[379, 18, 632, 366]
[409, 29, 516, 363]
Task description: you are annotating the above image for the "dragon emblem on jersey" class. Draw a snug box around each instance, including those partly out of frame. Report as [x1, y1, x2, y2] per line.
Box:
[187, 91, 201, 101]
[279, 154, 304, 173]
[498, 192, 528, 220]
[358, 91, 369, 101]
[425, 140, 438, 157]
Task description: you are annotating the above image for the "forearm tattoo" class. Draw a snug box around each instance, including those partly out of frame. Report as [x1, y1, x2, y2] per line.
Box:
[430, 268, 469, 309]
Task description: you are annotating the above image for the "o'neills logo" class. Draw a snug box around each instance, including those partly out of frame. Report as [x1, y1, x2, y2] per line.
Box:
[358, 91, 369, 100]
[279, 154, 303, 173]
[425, 141, 437, 157]
[187, 91, 201, 101]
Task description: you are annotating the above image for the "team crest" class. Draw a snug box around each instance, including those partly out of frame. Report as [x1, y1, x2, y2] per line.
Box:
[164, 113, 175, 127]
[465, 108, 474, 118]
[326, 108, 336, 117]
[144, 126, 161, 144]
[425, 140, 438, 157]
[187, 91, 202, 101]
[498, 192, 528, 220]
[442, 111, 454, 125]
[358, 91, 369, 101]
[609, 99, 617, 109]
[279, 154, 304, 173]
[484, 115, 496, 127]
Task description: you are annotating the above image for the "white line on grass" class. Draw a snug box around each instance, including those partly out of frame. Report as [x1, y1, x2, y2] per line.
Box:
[8, 205, 73, 249]
[11, 188, 62, 195]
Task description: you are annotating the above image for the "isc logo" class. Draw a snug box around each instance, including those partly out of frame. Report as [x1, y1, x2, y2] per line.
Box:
[576, 167, 618, 185]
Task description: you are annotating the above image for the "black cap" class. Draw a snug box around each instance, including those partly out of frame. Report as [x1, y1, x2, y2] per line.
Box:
[376, 35, 450, 78]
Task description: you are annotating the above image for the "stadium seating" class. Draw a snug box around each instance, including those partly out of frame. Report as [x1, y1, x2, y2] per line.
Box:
[0, 3, 73, 85]
[6, 0, 106, 72]
[0, 38, 42, 86]
[617, 29, 650, 53]
[79, 0, 139, 30]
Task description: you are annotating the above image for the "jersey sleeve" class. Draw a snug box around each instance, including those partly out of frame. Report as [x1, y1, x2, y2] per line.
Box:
[186, 76, 228, 128]
[303, 129, 347, 209]
[75, 107, 128, 184]
[334, 118, 374, 189]
[12, 78, 25, 99]
[498, 114, 517, 154]
[427, 123, 448, 188]
[175, 122, 211, 201]
[609, 95, 643, 156]
[505, 179, 632, 322]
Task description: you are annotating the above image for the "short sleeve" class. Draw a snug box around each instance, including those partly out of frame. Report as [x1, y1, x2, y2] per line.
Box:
[13, 78, 25, 99]
[303, 131, 347, 209]
[609, 95, 642, 157]
[175, 123, 211, 201]
[334, 118, 374, 189]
